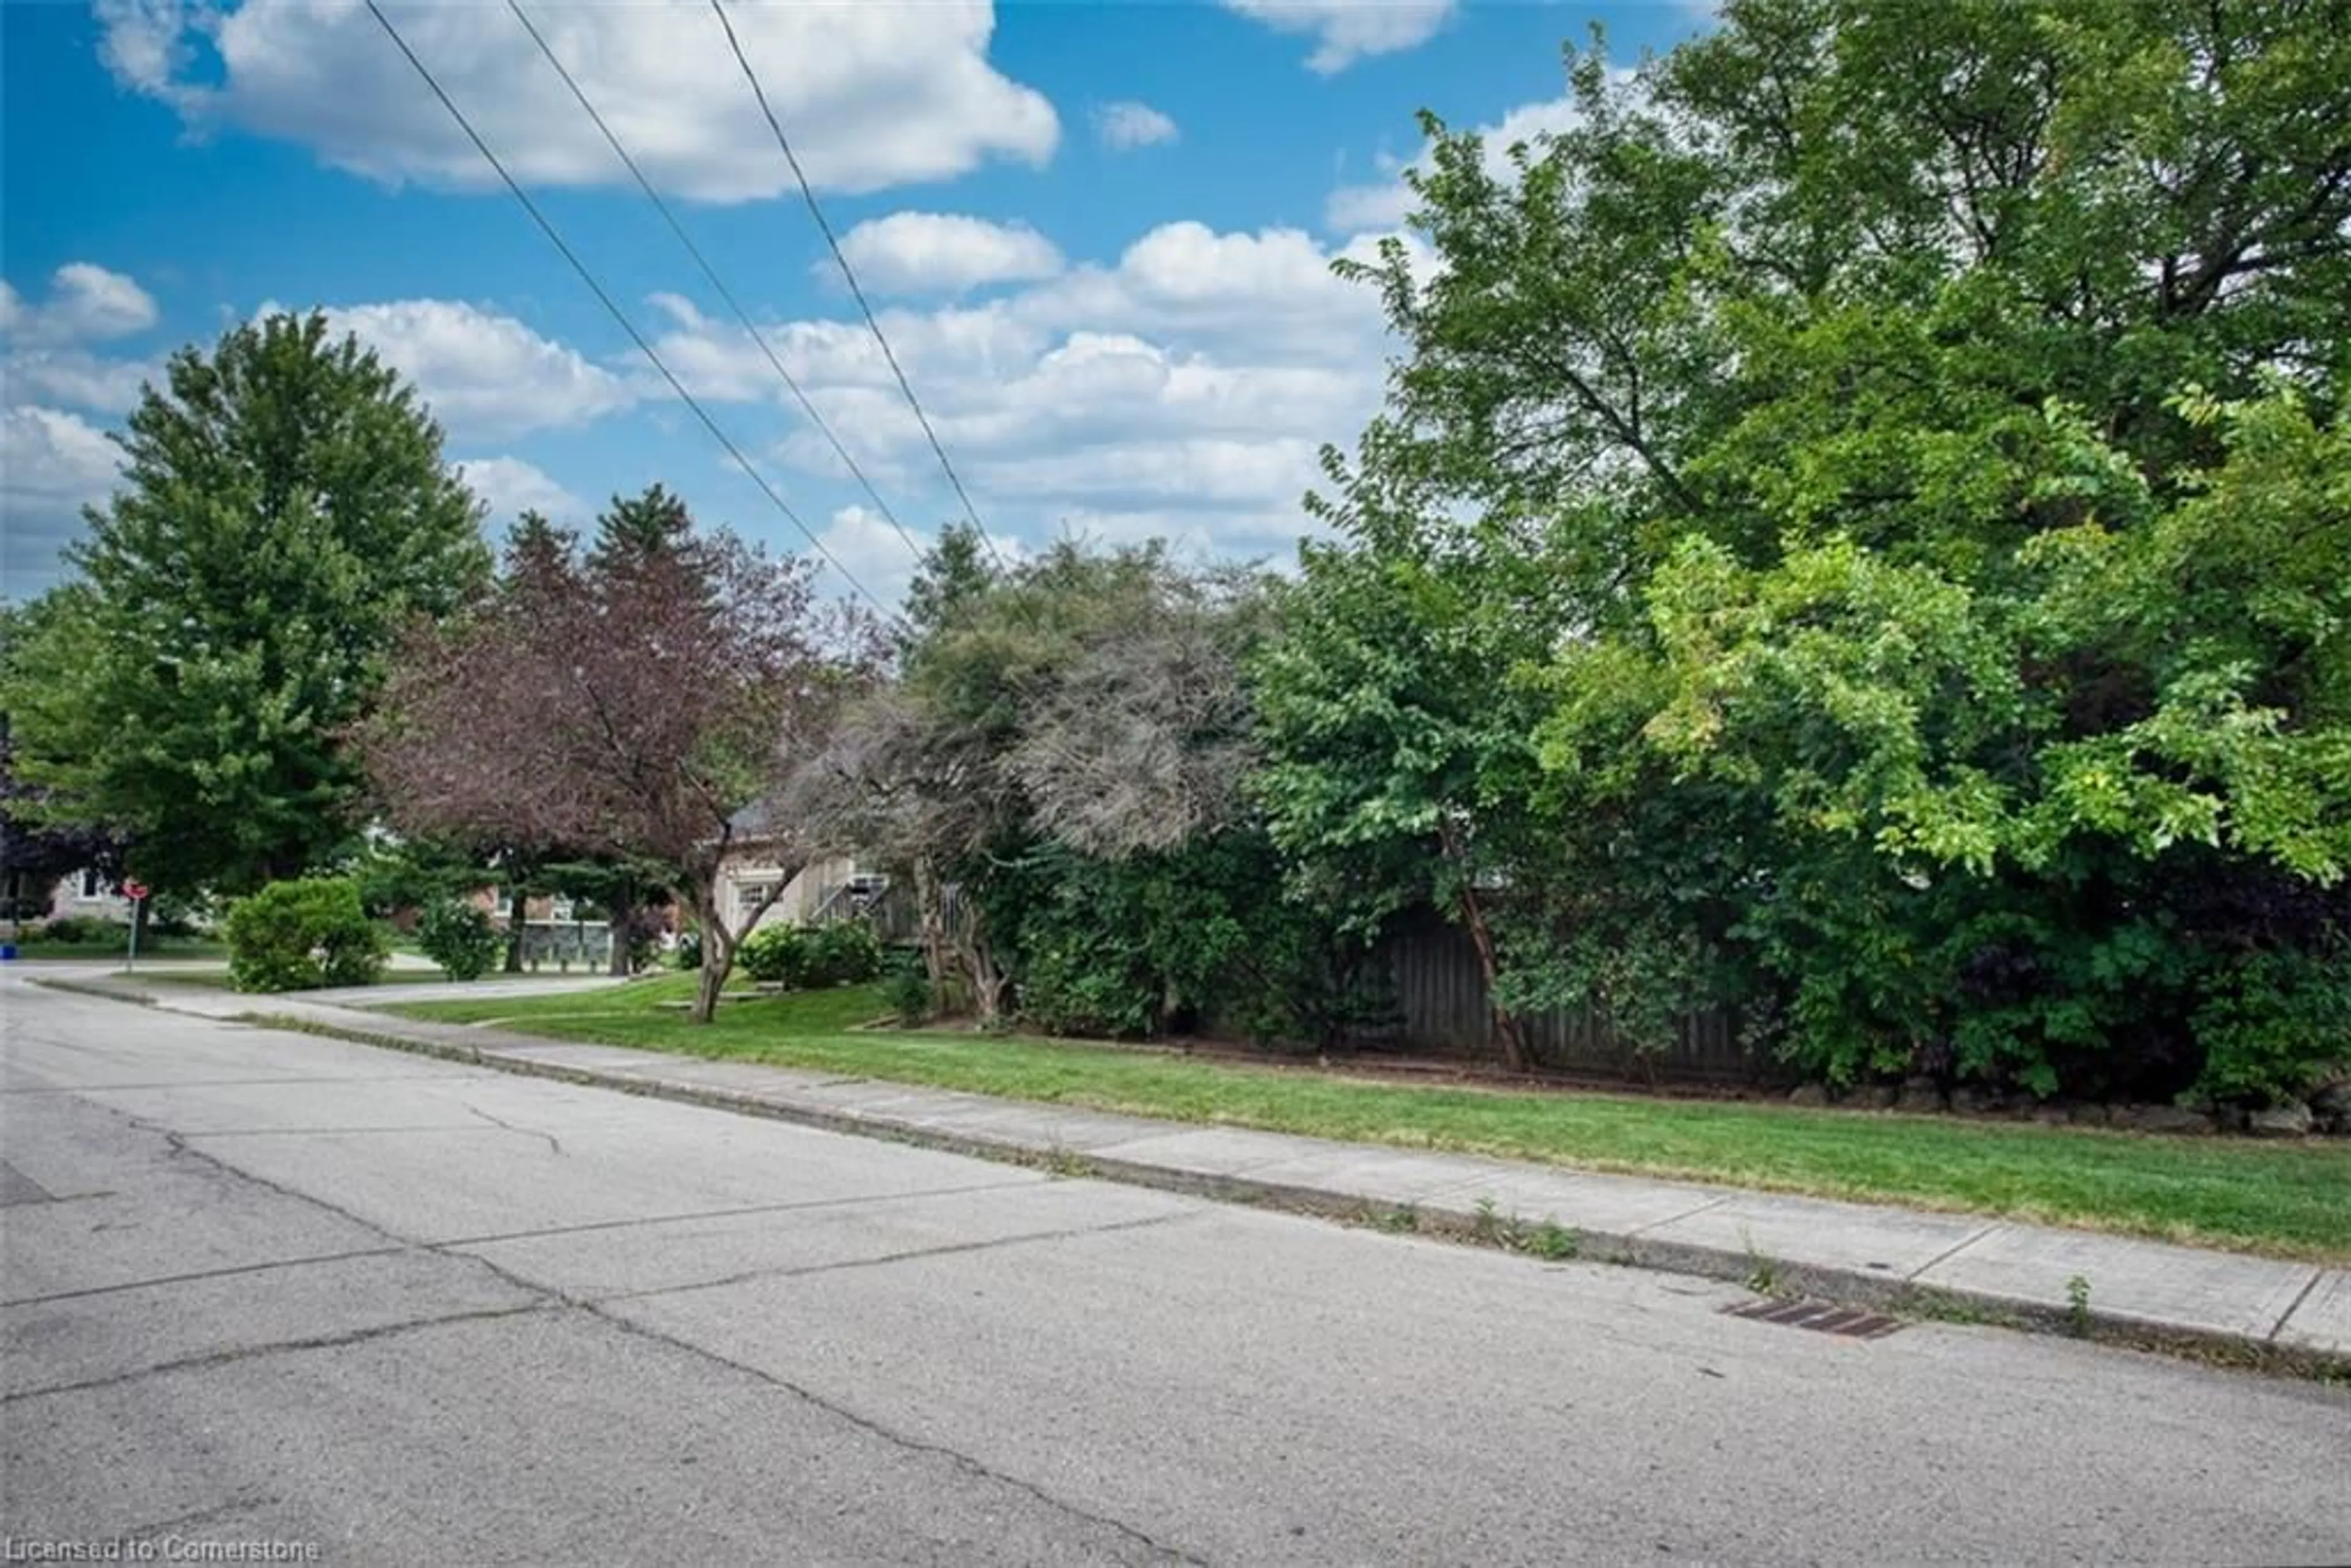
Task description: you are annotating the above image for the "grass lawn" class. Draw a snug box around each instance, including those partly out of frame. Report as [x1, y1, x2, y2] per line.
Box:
[7, 937, 231, 961]
[154, 968, 612, 991]
[384, 975, 2351, 1263]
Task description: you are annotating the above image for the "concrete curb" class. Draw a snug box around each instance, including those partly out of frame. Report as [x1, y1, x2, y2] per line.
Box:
[37, 973, 2348, 1379]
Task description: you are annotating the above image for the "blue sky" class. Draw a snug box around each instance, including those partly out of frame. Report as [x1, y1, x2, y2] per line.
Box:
[2, 0, 1711, 610]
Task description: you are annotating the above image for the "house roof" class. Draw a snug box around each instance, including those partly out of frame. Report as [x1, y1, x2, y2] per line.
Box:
[727, 800, 777, 839]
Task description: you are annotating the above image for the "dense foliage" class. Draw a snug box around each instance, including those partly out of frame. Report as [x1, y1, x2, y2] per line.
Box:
[416, 896, 501, 983]
[223, 877, 389, 993]
[1266, 0, 2351, 1104]
[1, 313, 489, 897]
[737, 921, 883, 991]
[15, 0, 2341, 1110]
[794, 534, 1387, 1048]
[360, 488, 876, 1021]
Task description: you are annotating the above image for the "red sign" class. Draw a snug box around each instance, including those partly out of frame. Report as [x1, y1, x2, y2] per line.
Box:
[122, 881, 149, 901]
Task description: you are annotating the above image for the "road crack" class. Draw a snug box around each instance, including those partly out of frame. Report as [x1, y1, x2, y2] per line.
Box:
[462, 1101, 566, 1157]
[3, 1245, 414, 1308]
[579, 1302, 1207, 1564]
[3, 1300, 554, 1405]
[602, 1210, 1201, 1304]
[22, 1050, 1206, 1562]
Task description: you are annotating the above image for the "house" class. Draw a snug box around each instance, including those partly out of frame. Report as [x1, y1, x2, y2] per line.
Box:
[42, 868, 130, 925]
[711, 801, 886, 935]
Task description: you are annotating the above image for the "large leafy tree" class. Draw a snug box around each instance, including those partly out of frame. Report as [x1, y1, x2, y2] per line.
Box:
[2, 312, 489, 895]
[0, 599, 125, 915]
[363, 486, 876, 1021]
[1300, 0, 2351, 1100]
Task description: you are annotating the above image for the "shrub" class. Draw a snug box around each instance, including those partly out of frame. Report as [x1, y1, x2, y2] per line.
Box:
[739, 921, 883, 989]
[674, 929, 702, 970]
[806, 920, 883, 988]
[881, 951, 932, 1026]
[2189, 948, 2351, 1108]
[1017, 940, 1156, 1039]
[618, 907, 665, 975]
[416, 897, 501, 981]
[40, 914, 108, 945]
[737, 923, 812, 987]
[147, 892, 204, 938]
[224, 877, 390, 993]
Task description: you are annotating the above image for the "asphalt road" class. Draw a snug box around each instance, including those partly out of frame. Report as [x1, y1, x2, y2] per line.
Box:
[4, 976, 2347, 1567]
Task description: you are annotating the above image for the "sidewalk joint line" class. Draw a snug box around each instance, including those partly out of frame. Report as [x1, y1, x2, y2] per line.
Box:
[1625, 1194, 1735, 1236]
[2263, 1267, 2328, 1343]
[1903, 1223, 2004, 1283]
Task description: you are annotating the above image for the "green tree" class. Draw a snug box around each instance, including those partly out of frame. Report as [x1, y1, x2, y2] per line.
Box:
[1305, 0, 2351, 1099]
[4, 312, 489, 896]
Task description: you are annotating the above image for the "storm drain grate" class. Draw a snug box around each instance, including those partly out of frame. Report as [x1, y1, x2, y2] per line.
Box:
[1722, 1297, 1903, 1339]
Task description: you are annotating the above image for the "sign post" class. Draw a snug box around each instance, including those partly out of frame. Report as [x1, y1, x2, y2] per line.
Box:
[122, 880, 149, 972]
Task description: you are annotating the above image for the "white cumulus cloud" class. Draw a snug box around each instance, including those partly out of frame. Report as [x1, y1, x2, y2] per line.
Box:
[456, 455, 587, 528]
[833, 213, 1067, 296]
[643, 216, 1432, 569]
[0, 263, 160, 348]
[94, 0, 1058, 203]
[1, 406, 122, 595]
[1325, 79, 1631, 232]
[298, 299, 636, 441]
[1220, 0, 1457, 73]
[1, 348, 160, 415]
[1093, 101, 1179, 151]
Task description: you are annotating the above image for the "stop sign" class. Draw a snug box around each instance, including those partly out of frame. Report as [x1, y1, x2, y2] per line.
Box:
[122, 880, 149, 901]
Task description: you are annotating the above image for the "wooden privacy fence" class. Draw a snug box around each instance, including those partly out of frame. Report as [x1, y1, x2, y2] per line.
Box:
[1353, 912, 1774, 1087]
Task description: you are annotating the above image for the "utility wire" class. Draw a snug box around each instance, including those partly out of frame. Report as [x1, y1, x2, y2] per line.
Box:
[362, 0, 894, 620]
[707, 0, 1012, 575]
[506, 0, 934, 576]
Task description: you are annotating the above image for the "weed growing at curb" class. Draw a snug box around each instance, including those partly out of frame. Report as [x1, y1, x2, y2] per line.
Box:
[2066, 1273, 2094, 1336]
[1526, 1219, 1581, 1261]
[1377, 1204, 1420, 1234]
[1742, 1229, 1783, 1296]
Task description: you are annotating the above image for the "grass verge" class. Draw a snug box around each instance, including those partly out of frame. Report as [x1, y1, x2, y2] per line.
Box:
[6, 937, 230, 961]
[384, 975, 2351, 1263]
[151, 968, 613, 991]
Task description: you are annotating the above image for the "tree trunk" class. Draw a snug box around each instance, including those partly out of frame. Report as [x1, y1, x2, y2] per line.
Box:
[606, 879, 635, 977]
[913, 857, 950, 991]
[692, 904, 731, 1024]
[947, 891, 1003, 1024]
[501, 874, 528, 973]
[1458, 883, 1531, 1072]
[693, 952, 728, 1023]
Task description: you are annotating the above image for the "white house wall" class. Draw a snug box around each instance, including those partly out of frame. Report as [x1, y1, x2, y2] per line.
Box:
[714, 853, 857, 934]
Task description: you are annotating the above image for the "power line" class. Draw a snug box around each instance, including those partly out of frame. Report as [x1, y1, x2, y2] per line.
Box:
[504, 0, 933, 576]
[362, 0, 895, 621]
[707, 0, 1012, 576]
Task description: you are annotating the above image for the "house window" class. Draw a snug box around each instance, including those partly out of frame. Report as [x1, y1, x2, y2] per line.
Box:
[78, 869, 106, 900]
[737, 883, 771, 911]
[549, 897, 576, 923]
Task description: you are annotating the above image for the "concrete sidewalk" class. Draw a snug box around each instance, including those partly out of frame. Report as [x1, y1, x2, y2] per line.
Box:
[51, 972, 2351, 1373]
